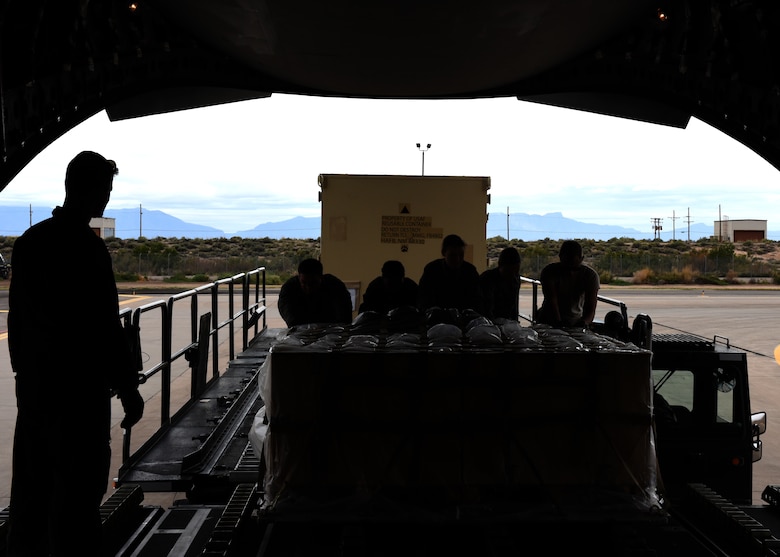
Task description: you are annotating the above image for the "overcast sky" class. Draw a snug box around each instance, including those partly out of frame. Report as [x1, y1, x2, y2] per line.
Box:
[3, 94, 779, 235]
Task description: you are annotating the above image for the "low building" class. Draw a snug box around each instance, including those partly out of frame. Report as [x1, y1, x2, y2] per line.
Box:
[89, 217, 116, 239]
[713, 219, 766, 242]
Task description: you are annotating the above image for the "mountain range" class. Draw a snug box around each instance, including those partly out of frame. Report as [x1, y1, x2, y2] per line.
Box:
[1, 206, 775, 241]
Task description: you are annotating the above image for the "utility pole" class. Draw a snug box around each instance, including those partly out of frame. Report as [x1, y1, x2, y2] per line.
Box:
[506, 206, 510, 240]
[684, 208, 694, 242]
[651, 217, 663, 240]
[669, 210, 679, 240]
[29, 204, 32, 228]
[139, 203, 143, 238]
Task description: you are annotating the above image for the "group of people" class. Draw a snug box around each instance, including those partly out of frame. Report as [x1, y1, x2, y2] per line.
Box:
[278, 234, 600, 329]
[4, 150, 600, 555]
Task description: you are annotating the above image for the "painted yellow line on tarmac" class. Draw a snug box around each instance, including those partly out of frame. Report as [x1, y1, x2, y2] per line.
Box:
[119, 294, 151, 306]
[0, 296, 150, 341]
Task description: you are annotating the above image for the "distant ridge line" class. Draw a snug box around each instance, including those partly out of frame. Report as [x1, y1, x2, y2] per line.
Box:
[0, 206, 773, 241]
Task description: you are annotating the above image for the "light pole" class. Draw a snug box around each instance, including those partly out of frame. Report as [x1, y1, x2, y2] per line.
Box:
[416, 143, 431, 175]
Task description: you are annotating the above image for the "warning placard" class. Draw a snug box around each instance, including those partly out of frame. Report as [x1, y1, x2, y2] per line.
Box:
[380, 215, 443, 244]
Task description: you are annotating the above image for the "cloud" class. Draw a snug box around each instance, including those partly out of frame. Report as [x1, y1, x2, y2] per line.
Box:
[3, 95, 778, 234]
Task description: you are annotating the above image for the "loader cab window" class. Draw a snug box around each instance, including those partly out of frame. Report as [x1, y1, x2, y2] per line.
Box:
[715, 366, 737, 424]
[653, 368, 694, 425]
[653, 366, 739, 427]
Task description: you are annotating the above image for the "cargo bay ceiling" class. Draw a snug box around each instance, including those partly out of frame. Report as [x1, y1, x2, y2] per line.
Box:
[1, 1, 779, 189]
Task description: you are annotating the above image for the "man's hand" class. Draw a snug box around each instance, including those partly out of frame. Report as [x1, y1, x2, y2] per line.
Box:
[119, 389, 144, 429]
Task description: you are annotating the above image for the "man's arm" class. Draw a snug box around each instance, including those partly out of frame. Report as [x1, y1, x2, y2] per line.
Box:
[416, 261, 439, 310]
[582, 288, 598, 326]
[539, 266, 562, 325]
[7, 236, 38, 372]
[358, 277, 380, 313]
[465, 265, 485, 315]
[115, 321, 145, 429]
[277, 280, 298, 326]
[581, 268, 601, 326]
[336, 279, 354, 323]
[478, 271, 496, 319]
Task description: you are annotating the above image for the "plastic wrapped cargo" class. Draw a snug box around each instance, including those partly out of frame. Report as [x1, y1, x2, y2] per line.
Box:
[253, 325, 659, 513]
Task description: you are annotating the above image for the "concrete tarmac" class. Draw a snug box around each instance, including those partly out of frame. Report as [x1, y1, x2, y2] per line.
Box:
[0, 286, 779, 508]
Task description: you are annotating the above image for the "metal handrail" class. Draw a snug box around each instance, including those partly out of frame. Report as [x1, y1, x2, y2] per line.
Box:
[519, 276, 541, 324]
[120, 268, 267, 463]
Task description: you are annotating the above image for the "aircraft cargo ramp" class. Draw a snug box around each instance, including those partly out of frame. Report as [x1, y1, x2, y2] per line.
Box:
[114, 329, 284, 503]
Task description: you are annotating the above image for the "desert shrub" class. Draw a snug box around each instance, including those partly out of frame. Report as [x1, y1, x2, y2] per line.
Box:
[632, 268, 655, 284]
[656, 266, 697, 284]
[115, 272, 141, 281]
[679, 265, 698, 283]
[598, 270, 613, 284]
[724, 270, 740, 284]
[694, 274, 727, 285]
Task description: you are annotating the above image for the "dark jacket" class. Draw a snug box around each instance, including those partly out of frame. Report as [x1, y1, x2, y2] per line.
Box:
[417, 258, 484, 314]
[358, 276, 419, 314]
[479, 266, 520, 320]
[278, 273, 353, 326]
[9, 207, 137, 392]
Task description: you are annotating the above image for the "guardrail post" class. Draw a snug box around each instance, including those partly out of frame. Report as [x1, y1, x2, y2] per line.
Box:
[211, 282, 220, 379]
[161, 300, 172, 425]
[190, 313, 211, 398]
[228, 280, 235, 361]
[261, 269, 266, 330]
[242, 274, 250, 350]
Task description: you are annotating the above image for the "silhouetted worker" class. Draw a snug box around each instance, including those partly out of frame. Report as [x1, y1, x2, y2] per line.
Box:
[7, 151, 144, 557]
[359, 260, 419, 314]
[418, 234, 484, 314]
[537, 240, 600, 328]
[479, 247, 522, 320]
[278, 257, 353, 326]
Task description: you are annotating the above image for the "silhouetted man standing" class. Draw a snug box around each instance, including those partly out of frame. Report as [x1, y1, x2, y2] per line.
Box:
[7, 151, 144, 556]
